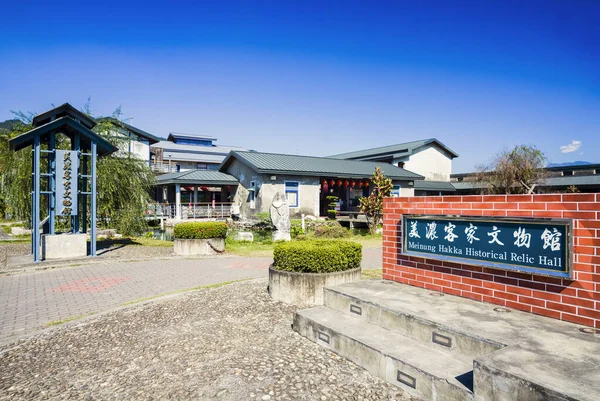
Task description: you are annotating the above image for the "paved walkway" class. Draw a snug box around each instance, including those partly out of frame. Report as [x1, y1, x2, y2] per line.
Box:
[0, 247, 382, 347]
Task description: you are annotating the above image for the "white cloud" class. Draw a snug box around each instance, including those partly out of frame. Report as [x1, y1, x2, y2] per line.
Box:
[560, 140, 582, 153]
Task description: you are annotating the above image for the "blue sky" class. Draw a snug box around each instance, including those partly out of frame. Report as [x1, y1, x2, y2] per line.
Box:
[1, 0, 598, 172]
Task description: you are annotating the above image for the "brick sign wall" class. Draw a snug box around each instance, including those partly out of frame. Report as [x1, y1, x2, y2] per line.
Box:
[382, 193, 600, 329]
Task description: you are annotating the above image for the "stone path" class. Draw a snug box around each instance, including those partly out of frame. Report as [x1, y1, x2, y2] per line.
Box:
[0, 247, 382, 347]
[0, 280, 409, 400]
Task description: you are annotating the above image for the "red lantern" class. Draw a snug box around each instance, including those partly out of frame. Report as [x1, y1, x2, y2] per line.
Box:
[329, 179, 335, 186]
[343, 180, 349, 187]
[322, 182, 329, 191]
[337, 179, 342, 186]
[350, 181, 355, 188]
[358, 181, 363, 188]
[321, 179, 327, 185]
[364, 181, 369, 187]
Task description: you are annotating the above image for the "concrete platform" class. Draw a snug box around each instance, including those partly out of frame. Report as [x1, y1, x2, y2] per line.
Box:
[294, 280, 600, 401]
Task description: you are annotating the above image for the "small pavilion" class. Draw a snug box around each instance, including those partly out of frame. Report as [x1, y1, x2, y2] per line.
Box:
[9, 103, 117, 262]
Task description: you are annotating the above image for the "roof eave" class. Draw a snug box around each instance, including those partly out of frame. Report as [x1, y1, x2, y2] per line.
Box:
[157, 179, 238, 186]
[9, 116, 118, 156]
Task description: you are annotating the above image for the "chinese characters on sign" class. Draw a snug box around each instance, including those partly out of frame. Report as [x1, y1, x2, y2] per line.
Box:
[55, 150, 78, 216]
[402, 215, 570, 278]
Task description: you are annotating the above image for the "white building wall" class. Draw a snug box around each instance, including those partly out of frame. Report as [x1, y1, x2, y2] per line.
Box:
[130, 140, 150, 163]
[257, 178, 320, 217]
[398, 145, 452, 181]
[226, 160, 320, 218]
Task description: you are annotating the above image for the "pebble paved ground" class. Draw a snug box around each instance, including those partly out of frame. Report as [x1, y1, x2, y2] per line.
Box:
[0, 280, 410, 401]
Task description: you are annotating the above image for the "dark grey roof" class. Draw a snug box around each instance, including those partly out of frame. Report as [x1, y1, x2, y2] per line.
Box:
[543, 175, 600, 187]
[451, 181, 488, 190]
[98, 117, 163, 144]
[32, 103, 97, 130]
[414, 180, 456, 192]
[153, 141, 245, 154]
[156, 170, 239, 186]
[167, 132, 217, 142]
[545, 162, 600, 171]
[152, 141, 247, 163]
[9, 116, 118, 156]
[452, 175, 600, 191]
[220, 151, 424, 180]
[328, 138, 459, 160]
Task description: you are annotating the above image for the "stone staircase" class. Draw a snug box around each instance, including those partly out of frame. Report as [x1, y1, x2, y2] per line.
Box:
[293, 280, 600, 401]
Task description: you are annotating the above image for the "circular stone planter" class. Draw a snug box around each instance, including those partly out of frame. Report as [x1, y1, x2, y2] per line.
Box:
[269, 265, 361, 306]
[173, 238, 225, 256]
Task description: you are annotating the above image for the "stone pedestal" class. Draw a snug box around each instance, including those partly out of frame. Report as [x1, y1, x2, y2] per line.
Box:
[41, 233, 87, 260]
[174, 238, 225, 255]
[269, 266, 361, 305]
[235, 232, 254, 242]
[272, 230, 291, 242]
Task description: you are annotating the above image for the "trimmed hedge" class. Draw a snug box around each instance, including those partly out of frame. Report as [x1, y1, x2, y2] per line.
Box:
[173, 222, 228, 239]
[273, 240, 362, 273]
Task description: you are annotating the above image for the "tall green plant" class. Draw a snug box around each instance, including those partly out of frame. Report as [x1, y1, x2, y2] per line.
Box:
[90, 108, 156, 236]
[359, 167, 393, 235]
[0, 119, 33, 223]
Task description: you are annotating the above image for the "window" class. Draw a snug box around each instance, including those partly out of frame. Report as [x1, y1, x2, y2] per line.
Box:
[249, 181, 256, 209]
[392, 184, 401, 197]
[285, 181, 299, 208]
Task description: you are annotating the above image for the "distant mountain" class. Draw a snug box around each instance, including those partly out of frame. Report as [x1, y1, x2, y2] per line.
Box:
[0, 119, 22, 132]
[547, 161, 595, 168]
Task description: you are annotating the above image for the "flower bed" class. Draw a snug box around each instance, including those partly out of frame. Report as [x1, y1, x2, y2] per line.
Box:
[269, 240, 362, 305]
[173, 222, 227, 256]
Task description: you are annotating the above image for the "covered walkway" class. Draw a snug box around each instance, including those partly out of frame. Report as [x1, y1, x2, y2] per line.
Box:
[154, 170, 239, 219]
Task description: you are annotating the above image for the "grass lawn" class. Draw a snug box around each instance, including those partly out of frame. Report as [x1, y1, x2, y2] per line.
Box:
[225, 232, 382, 258]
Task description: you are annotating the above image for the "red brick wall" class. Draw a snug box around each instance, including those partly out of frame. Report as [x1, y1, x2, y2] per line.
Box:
[382, 193, 600, 329]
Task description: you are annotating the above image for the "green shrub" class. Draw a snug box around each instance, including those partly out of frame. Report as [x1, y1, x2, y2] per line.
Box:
[290, 222, 304, 238]
[174, 221, 228, 239]
[326, 195, 339, 220]
[255, 212, 271, 225]
[314, 222, 349, 238]
[273, 240, 362, 273]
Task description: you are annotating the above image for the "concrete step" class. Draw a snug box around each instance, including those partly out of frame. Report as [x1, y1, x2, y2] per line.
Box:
[294, 306, 474, 401]
[323, 281, 504, 363]
[315, 280, 600, 401]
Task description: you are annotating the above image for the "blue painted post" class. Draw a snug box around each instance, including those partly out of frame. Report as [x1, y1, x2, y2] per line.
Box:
[48, 132, 56, 234]
[73, 135, 81, 233]
[82, 152, 87, 234]
[33, 136, 41, 262]
[30, 152, 34, 255]
[90, 141, 97, 256]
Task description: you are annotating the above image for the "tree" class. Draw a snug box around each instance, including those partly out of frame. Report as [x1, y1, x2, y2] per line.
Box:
[0, 104, 155, 235]
[359, 167, 393, 235]
[0, 119, 32, 221]
[476, 145, 546, 194]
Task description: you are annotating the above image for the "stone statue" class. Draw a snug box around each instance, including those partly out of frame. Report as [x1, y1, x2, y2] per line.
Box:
[270, 192, 291, 241]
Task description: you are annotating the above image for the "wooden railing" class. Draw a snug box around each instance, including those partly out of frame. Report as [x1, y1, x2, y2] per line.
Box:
[150, 162, 178, 173]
